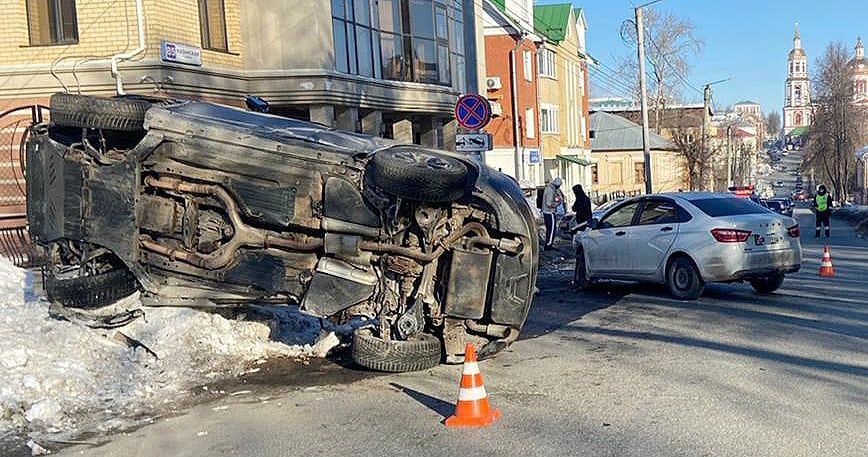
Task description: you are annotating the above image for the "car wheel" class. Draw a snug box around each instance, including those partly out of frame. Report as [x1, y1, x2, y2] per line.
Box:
[572, 247, 591, 290]
[749, 274, 785, 294]
[50, 93, 151, 132]
[666, 256, 704, 300]
[45, 268, 139, 309]
[352, 329, 442, 372]
[367, 147, 469, 203]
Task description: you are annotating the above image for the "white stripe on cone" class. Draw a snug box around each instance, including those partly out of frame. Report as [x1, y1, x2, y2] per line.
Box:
[458, 386, 488, 402]
[462, 362, 480, 376]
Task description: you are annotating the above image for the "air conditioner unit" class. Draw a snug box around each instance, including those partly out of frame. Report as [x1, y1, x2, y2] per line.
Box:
[489, 101, 503, 117]
[485, 77, 502, 91]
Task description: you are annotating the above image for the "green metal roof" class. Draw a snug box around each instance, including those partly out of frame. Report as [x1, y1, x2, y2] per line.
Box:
[557, 154, 591, 166]
[534, 4, 573, 43]
[788, 127, 808, 137]
[490, 0, 506, 12]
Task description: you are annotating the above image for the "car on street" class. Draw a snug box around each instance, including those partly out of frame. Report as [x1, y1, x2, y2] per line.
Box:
[793, 190, 807, 201]
[572, 193, 802, 300]
[26, 93, 540, 371]
[775, 181, 785, 188]
[764, 198, 794, 217]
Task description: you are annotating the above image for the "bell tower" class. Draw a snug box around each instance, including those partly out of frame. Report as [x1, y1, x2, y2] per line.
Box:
[784, 23, 812, 136]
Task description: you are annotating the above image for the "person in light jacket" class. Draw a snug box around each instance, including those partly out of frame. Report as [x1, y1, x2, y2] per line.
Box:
[542, 177, 565, 250]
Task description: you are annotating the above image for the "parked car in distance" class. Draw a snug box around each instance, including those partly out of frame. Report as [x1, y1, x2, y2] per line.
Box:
[765, 198, 794, 217]
[775, 181, 785, 188]
[572, 193, 802, 300]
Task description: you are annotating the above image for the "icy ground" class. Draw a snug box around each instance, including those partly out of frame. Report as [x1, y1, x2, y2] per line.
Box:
[0, 257, 331, 453]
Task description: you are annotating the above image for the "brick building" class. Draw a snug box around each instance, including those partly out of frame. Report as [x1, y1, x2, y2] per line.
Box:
[0, 0, 481, 222]
[479, 0, 541, 185]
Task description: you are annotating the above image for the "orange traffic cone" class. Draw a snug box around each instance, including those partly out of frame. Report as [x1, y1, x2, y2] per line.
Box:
[445, 343, 501, 428]
[819, 245, 835, 277]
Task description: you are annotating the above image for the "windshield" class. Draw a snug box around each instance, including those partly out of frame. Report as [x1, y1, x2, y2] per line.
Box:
[691, 198, 770, 217]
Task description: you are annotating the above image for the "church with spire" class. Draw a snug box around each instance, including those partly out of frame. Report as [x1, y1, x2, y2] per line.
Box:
[850, 37, 868, 105]
[783, 23, 812, 137]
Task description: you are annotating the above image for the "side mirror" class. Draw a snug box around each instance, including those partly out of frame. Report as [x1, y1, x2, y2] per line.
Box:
[587, 218, 599, 230]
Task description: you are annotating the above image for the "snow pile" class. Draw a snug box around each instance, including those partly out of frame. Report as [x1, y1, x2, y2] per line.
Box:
[0, 257, 325, 448]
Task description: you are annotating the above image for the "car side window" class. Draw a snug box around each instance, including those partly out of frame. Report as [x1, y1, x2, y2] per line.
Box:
[638, 199, 678, 225]
[599, 201, 640, 228]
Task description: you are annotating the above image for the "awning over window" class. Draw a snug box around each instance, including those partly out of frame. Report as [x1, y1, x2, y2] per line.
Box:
[556, 154, 591, 166]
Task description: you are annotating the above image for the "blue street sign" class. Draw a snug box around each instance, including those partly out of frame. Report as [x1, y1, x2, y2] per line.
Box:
[454, 94, 492, 130]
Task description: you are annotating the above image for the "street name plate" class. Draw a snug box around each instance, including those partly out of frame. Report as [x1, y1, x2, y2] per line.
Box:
[161, 40, 203, 66]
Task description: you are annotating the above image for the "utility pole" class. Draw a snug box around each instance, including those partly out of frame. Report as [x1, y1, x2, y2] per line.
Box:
[726, 125, 733, 188]
[635, 5, 654, 194]
[701, 85, 711, 191]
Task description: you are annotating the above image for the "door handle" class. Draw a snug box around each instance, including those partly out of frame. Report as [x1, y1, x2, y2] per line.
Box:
[660, 226, 674, 232]
[615, 231, 627, 237]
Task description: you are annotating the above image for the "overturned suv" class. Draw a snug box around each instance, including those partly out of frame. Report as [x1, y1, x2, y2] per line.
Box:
[26, 94, 538, 372]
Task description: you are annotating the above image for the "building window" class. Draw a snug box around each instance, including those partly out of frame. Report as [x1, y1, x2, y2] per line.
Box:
[333, 0, 460, 86]
[795, 111, 802, 126]
[634, 162, 645, 183]
[525, 108, 535, 139]
[794, 85, 802, 102]
[198, 0, 228, 51]
[523, 50, 533, 82]
[592, 164, 599, 184]
[540, 106, 559, 134]
[26, 0, 78, 46]
[538, 48, 556, 78]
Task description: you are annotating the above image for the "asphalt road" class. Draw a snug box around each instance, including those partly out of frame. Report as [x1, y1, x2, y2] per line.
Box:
[57, 204, 868, 456]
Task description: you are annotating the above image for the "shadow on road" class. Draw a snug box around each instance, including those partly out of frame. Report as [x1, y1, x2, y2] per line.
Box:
[563, 325, 868, 377]
[389, 383, 453, 420]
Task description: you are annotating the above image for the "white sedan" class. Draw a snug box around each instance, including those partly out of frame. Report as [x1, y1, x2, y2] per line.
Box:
[572, 193, 803, 300]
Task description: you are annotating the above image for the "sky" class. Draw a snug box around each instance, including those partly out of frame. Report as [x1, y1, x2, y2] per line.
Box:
[537, 0, 868, 115]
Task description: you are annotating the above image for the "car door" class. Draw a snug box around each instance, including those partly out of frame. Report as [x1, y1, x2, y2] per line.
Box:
[584, 200, 641, 274]
[629, 198, 684, 276]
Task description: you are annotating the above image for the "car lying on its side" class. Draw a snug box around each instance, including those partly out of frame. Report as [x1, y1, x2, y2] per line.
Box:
[26, 94, 540, 372]
[572, 193, 802, 300]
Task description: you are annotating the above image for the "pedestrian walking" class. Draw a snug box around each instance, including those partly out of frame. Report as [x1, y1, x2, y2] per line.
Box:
[813, 185, 832, 238]
[571, 184, 592, 230]
[542, 177, 565, 250]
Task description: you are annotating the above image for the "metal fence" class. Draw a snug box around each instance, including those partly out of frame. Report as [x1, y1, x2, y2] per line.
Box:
[0, 105, 46, 267]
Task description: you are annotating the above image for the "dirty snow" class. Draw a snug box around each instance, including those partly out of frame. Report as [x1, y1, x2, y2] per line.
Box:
[0, 256, 327, 451]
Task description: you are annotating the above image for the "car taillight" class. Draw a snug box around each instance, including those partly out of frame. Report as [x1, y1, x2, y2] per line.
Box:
[711, 229, 751, 243]
[787, 224, 800, 238]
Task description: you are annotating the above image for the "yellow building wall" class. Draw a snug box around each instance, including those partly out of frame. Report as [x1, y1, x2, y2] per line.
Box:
[0, 0, 242, 69]
[591, 150, 688, 195]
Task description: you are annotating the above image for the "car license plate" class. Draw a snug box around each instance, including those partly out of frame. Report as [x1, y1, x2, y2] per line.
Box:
[755, 234, 782, 246]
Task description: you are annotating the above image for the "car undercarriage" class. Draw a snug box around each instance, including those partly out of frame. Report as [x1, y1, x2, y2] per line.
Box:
[26, 94, 539, 371]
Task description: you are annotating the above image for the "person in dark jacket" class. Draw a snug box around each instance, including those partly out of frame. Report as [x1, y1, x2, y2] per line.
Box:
[571, 184, 592, 228]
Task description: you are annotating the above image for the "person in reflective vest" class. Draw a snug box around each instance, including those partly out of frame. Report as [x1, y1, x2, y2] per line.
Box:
[813, 185, 831, 238]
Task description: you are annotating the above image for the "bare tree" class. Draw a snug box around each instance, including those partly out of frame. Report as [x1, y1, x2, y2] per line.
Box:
[669, 109, 714, 191]
[620, 7, 704, 132]
[804, 42, 865, 203]
[766, 111, 781, 139]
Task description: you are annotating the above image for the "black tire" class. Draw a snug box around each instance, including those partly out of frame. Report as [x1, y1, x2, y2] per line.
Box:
[750, 274, 785, 294]
[352, 329, 442, 372]
[573, 247, 591, 290]
[666, 256, 704, 300]
[45, 268, 139, 309]
[367, 147, 468, 202]
[50, 93, 150, 131]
